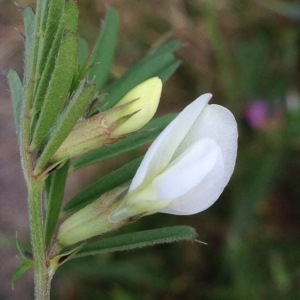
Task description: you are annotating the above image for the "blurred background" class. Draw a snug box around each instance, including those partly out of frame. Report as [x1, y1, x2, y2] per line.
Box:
[1, 0, 300, 299]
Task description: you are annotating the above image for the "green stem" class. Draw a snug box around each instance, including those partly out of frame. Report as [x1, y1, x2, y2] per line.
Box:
[20, 11, 51, 300]
[18, 1, 54, 298]
[20, 81, 52, 298]
[20, 92, 52, 298]
[20, 117, 51, 299]
[28, 180, 51, 300]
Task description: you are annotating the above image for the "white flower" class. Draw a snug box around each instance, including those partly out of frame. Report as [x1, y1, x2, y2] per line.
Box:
[57, 93, 238, 247]
[110, 93, 238, 222]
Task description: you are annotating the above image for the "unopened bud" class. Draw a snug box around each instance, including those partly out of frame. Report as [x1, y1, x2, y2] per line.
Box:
[51, 77, 162, 162]
[111, 77, 162, 136]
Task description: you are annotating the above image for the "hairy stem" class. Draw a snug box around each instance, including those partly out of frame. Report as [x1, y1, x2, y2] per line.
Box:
[20, 88, 51, 298]
[20, 5, 52, 298]
[20, 78, 52, 299]
[28, 180, 51, 300]
[18, 1, 55, 298]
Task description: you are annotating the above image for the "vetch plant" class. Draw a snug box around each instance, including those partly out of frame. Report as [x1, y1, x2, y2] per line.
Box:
[7, 0, 238, 299]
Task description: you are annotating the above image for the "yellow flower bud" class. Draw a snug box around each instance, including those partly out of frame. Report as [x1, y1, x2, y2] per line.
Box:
[110, 77, 162, 136]
[50, 77, 162, 163]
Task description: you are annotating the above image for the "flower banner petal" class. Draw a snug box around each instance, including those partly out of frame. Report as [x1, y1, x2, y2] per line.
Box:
[130, 93, 212, 191]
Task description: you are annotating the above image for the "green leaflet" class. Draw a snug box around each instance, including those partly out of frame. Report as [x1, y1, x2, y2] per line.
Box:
[44, 161, 70, 247]
[35, 82, 96, 172]
[12, 234, 33, 286]
[90, 40, 180, 114]
[35, 0, 65, 89]
[88, 7, 119, 91]
[78, 37, 89, 68]
[22, 7, 35, 86]
[29, 0, 50, 92]
[71, 38, 90, 91]
[64, 157, 143, 213]
[73, 226, 198, 258]
[31, 2, 78, 150]
[12, 259, 34, 287]
[31, 1, 65, 116]
[15, 233, 28, 260]
[7, 70, 24, 138]
[35, 0, 49, 33]
[73, 113, 176, 170]
[72, 38, 90, 89]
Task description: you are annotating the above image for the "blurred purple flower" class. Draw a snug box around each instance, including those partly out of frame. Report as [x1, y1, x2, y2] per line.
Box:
[244, 100, 269, 129]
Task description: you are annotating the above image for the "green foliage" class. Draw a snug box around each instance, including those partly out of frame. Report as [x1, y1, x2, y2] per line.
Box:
[35, 0, 65, 85]
[78, 38, 89, 67]
[22, 7, 35, 86]
[12, 235, 33, 285]
[75, 226, 197, 258]
[3, 1, 203, 297]
[5, 0, 190, 298]
[50, 2, 300, 299]
[98, 40, 180, 112]
[44, 161, 70, 247]
[64, 157, 143, 213]
[31, 2, 79, 149]
[31, 0, 65, 116]
[12, 260, 34, 287]
[88, 7, 119, 91]
[35, 0, 49, 33]
[7, 70, 24, 138]
[13, 0, 290, 298]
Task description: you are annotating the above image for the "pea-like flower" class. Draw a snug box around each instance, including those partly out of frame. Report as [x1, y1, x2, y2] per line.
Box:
[110, 93, 238, 222]
[57, 93, 238, 247]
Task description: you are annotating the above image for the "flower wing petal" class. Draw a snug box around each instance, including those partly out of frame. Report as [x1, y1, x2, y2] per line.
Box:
[155, 138, 222, 200]
[161, 147, 225, 215]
